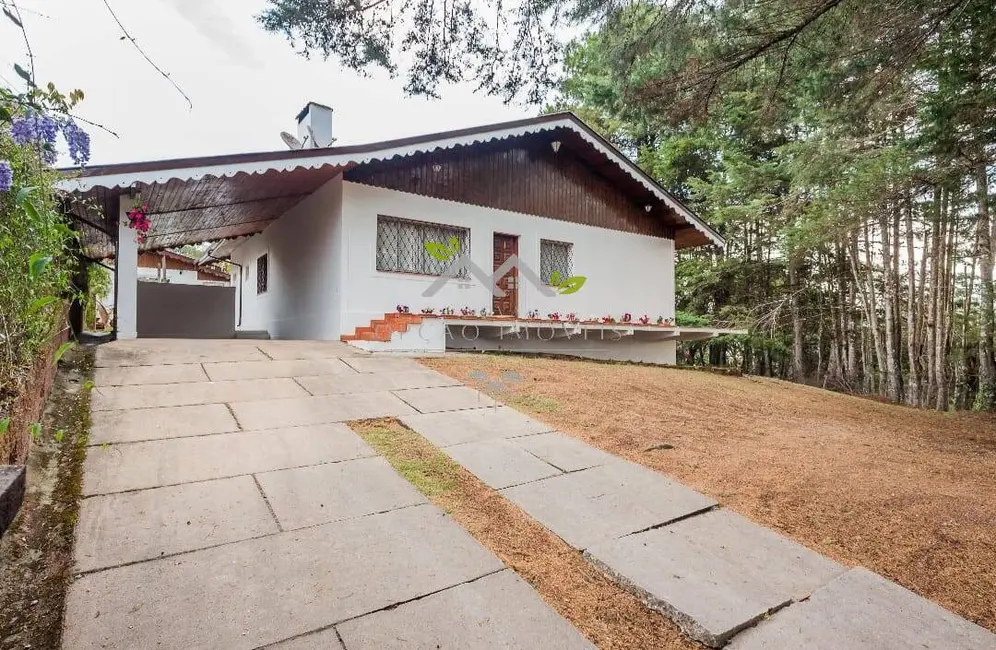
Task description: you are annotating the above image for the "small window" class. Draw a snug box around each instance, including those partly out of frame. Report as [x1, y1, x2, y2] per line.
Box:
[376, 216, 469, 277]
[540, 240, 573, 284]
[256, 254, 268, 294]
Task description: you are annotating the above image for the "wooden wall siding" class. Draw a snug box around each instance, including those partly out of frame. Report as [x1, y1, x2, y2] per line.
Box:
[345, 143, 676, 239]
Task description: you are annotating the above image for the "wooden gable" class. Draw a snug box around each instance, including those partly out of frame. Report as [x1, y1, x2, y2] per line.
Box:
[344, 137, 675, 239]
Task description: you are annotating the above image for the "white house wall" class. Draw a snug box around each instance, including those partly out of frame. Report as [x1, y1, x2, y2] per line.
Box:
[231, 175, 344, 339]
[340, 181, 675, 334]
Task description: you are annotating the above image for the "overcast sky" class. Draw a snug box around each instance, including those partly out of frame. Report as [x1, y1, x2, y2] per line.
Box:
[1, 0, 536, 166]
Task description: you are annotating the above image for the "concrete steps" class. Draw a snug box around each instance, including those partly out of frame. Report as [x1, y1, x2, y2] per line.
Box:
[341, 313, 424, 343]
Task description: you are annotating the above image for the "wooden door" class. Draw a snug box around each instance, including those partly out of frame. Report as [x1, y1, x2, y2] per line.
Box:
[492, 233, 519, 317]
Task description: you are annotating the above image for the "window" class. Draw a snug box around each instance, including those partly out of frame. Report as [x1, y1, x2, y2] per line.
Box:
[256, 254, 268, 294]
[540, 239, 573, 284]
[376, 216, 469, 277]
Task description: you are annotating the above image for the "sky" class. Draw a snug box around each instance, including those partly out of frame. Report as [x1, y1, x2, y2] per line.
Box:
[1, 0, 537, 166]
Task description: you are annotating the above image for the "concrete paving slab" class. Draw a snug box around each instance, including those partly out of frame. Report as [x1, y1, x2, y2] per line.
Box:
[62, 505, 504, 650]
[257, 340, 366, 360]
[92, 377, 309, 411]
[585, 509, 846, 647]
[728, 568, 996, 650]
[94, 363, 208, 386]
[230, 392, 417, 430]
[256, 457, 427, 530]
[512, 432, 617, 472]
[95, 341, 269, 367]
[501, 461, 716, 550]
[338, 570, 597, 650]
[295, 369, 460, 396]
[89, 403, 239, 445]
[202, 358, 357, 381]
[83, 424, 375, 495]
[0, 466, 25, 539]
[444, 439, 562, 489]
[74, 476, 278, 573]
[268, 628, 344, 649]
[400, 407, 555, 447]
[393, 385, 499, 413]
[342, 356, 428, 373]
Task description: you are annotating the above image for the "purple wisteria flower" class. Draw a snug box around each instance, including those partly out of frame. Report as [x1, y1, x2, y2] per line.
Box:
[10, 111, 59, 148]
[9, 111, 92, 167]
[0, 161, 12, 193]
[61, 119, 91, 166]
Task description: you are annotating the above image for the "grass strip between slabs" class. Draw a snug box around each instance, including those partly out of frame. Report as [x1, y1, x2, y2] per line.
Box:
[349, 417, 703, 650]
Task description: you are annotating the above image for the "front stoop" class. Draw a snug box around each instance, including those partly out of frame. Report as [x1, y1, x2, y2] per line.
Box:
[341, 313, 424, 343]
[0, 465, 26, 539]
[234, 330, 271, 340]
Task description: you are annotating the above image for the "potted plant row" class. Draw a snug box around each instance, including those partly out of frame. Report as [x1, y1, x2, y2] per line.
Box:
[398, 305, 677, 327]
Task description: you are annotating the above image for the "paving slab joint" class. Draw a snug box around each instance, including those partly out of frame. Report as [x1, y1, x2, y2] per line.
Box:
[583, 550, 791, 647]
[224, 403, 244, 430]
[388, 390, 424, 414]
[619, 504, 722, 541]
[331, 566, 509, 627]
[252, 474, 284, 532]
[291, 376, 315, 396]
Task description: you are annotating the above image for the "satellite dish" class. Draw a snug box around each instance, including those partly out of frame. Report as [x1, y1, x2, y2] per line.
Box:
[307, 125, 324, 148]
[280, 131, 303, 150]
[306, 125, 335, 148]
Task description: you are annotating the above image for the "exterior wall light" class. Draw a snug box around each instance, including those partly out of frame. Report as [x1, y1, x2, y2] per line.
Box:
[551, 140, 561, 153]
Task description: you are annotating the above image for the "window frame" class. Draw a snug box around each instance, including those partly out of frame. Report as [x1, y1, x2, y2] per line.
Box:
[375, 215, 470, 278]
[256, 253, 268, 295]
[540, 239, 573, 285]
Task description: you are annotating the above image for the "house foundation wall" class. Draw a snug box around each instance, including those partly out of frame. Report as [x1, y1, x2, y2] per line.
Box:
[445, 330, 678, 365]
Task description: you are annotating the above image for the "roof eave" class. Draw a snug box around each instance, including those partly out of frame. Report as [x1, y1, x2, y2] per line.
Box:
[59, 112, 723, 249]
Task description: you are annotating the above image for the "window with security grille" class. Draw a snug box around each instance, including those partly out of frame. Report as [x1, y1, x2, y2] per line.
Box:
[376, 216, 469, 277]
[540, 239, 573, 284]
[256, 253, 268, 294]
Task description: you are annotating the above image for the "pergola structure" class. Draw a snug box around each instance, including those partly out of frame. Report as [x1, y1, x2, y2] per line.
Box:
[59, 112, 723, 340]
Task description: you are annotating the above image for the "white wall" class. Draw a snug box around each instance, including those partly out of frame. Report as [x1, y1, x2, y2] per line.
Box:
[137, 266, 220, 285]
[231, 175, 344, 339]
[340, 181, 675, 334]
[447, 331, 678, 365]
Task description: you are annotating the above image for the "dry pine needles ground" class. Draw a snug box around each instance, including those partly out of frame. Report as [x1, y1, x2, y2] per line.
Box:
[350, 418, 704, 650]
[420, 354, 996, 632]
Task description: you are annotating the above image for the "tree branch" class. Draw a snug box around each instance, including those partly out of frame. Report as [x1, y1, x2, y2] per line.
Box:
[100, 0, 193, 110]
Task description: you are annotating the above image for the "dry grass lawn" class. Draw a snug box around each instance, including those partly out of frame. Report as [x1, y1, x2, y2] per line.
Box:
[350, 418, 704, 650]
[420, 354, 996, 632]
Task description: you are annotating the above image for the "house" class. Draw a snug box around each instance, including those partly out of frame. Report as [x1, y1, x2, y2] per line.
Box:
[136, 249, 231, 285]
[62, 104, 736, 361]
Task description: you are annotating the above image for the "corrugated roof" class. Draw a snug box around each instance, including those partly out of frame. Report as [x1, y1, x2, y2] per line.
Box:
[60, 112, 723, 257]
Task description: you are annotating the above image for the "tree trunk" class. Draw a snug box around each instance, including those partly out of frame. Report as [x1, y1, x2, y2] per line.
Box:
[926, 188, 942, 404]
[789, 254, 806, 382]
[904, 190, 921, 406]
[878, 210, 903, 402]
[974, 160, 996, 411]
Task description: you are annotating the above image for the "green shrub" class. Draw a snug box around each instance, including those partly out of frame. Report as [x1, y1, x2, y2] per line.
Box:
[0, 83, 90, 436]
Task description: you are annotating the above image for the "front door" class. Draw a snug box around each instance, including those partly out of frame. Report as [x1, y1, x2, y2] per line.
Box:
[492, 233, 519, 317]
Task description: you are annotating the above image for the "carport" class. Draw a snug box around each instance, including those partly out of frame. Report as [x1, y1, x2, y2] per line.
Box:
[60, 158, 343, 339]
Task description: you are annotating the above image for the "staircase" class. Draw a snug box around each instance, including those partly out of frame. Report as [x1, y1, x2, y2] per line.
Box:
[340, 312, 425, 343]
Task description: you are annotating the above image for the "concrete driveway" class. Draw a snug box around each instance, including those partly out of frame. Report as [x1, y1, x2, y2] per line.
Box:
[66, 338, 594, 650]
